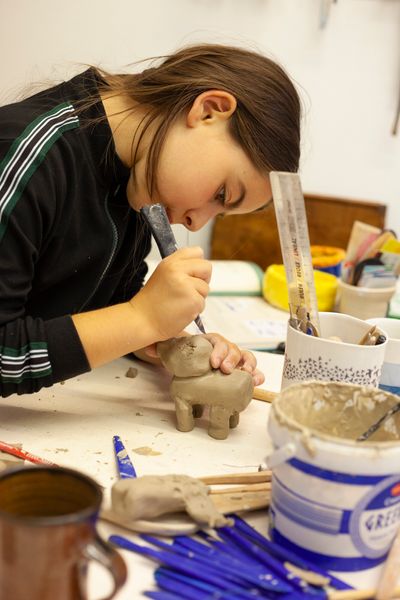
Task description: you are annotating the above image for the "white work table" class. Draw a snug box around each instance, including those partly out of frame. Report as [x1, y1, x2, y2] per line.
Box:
[0, 351, 388, 597]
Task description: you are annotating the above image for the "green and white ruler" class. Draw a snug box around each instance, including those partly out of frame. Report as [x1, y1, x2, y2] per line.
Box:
[270, 172, 320, 336]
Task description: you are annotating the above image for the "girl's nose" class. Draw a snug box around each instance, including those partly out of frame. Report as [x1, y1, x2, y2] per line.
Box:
[184, 205, 220, 232]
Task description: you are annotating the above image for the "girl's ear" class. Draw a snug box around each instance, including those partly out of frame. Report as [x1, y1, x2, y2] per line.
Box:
[186, 90, 237, 127]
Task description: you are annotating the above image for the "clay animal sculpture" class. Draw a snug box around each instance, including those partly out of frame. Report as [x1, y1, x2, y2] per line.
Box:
[157, 335, 254, 440]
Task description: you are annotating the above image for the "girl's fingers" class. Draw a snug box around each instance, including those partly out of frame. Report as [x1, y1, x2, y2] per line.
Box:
[193, 278, 210, 299]
[252, 368, 265, 387]
[144, 343, 158, 358]
[205, 333, 244, 372]
[202, 333, 264, 384]
[208, 339, 230, 369]
[238, 350, 257, 372]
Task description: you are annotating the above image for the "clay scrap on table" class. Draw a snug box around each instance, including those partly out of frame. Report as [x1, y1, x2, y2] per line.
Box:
[111, 474, 231, 529]
[157, 335, 254, 440]
[125, 367, 138, 379]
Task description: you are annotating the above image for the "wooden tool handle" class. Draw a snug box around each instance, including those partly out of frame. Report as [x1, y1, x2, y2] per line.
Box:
[199, 470, 271, 485]
[209, 482, 271, 495]
[253, 388, 277, 403]
[211, 490, 271, 514]
[329, 588, 400, 600]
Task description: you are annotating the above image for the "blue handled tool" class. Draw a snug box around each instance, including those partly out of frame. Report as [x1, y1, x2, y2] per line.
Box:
[140, 203, 206, 334]
[112, 435, 137, 479]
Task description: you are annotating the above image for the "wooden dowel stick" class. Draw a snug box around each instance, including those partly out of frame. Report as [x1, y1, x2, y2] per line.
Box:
[329, 587, 400, 600]
[211, 490, 270, 514]
[375, 525, 400, 600]
[199, 471, 271, 485]
[209, 482, 271, 495]
[253, 388, 277, 403]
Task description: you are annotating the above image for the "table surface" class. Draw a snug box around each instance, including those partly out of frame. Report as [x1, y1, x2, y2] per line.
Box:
[0, 350, 387, 598]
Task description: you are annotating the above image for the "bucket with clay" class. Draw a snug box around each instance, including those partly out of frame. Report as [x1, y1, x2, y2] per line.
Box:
[267, 381, 400, 571]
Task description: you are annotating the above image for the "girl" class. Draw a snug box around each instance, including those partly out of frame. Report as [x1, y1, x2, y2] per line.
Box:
[0, 44, 300, 397]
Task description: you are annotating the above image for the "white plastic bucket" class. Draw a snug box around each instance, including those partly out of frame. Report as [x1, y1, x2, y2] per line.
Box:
[267, 381, 400, 572]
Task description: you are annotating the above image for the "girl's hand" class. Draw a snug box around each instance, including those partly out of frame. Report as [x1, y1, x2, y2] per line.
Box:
[204, 332, 265, 387]
[129, 247, 211, 341]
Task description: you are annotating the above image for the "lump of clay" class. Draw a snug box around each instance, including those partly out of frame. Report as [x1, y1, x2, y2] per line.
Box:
[111, 474, 231, 529]
[157, 335, 254, 440]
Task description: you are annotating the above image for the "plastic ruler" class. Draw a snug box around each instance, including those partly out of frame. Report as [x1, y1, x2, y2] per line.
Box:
[270, 172, 320, 336]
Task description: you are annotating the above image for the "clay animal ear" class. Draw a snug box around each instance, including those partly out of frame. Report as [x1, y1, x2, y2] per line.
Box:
[157, 335, 212, 378]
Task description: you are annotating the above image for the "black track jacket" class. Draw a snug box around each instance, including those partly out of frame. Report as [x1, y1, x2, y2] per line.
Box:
[0, 69, 151, 397]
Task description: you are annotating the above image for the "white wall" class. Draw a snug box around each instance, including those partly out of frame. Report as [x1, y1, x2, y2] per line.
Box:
[1, 0, 399, 258]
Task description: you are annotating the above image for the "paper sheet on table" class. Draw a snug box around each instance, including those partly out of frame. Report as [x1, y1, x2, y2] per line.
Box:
[198, 296, 287, 349]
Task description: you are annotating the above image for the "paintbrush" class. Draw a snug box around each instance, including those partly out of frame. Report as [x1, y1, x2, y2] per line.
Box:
[0, 440, 58, 466]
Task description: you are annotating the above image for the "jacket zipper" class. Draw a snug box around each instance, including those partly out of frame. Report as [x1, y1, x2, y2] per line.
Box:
[79, 188, 120, 311]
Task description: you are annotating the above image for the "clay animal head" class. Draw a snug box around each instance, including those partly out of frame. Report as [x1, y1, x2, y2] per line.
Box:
[157, 335, 212, 378]
[157, 335, 254, 440]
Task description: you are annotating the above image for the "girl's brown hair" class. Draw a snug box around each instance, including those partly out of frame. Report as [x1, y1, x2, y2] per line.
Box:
[94, 44, 301, 196]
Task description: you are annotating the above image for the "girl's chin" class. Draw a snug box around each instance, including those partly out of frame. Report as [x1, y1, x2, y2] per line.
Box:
[164, 206, 174, 223]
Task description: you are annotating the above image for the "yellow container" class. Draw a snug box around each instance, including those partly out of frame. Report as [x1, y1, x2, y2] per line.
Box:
[263, 264, 338, 312]
[310, 245, 345, 269]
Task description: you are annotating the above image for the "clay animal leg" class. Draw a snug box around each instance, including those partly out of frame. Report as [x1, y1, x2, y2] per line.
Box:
[174, 396, 195, 432]
[192, 404, 205, 418]
[229, 411, 239, 429]
[208, 405, 231, 440]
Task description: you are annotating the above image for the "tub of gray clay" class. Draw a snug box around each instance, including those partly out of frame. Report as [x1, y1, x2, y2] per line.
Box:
[267, 381, 400, 570]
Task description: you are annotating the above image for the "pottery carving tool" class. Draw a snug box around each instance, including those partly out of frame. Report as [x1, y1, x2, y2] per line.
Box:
[357, 402, 400, 442]
[140, 203, 206, 334]
[270, 172, 320, 337]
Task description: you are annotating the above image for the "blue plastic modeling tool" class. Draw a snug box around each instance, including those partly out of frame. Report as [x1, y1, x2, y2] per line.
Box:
[109, 535, 237, 589]
[143, 592, 181, 600]
[216, 526, 314, 594]
[143, 535, 292, 593]
[112, 435, 137, 479]
[231, 515, 352, 591]
[155, 568, 260, 600]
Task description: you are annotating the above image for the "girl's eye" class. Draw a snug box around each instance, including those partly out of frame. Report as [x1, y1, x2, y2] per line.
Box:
[215, 186, 226, 206]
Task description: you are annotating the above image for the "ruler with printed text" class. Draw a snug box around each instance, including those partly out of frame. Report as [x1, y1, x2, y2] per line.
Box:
[270, 172, 320, 336]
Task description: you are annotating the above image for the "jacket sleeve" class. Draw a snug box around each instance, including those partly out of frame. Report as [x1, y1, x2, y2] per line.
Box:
[0, 141, 90, 398]
[110, 251, 150, 304]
